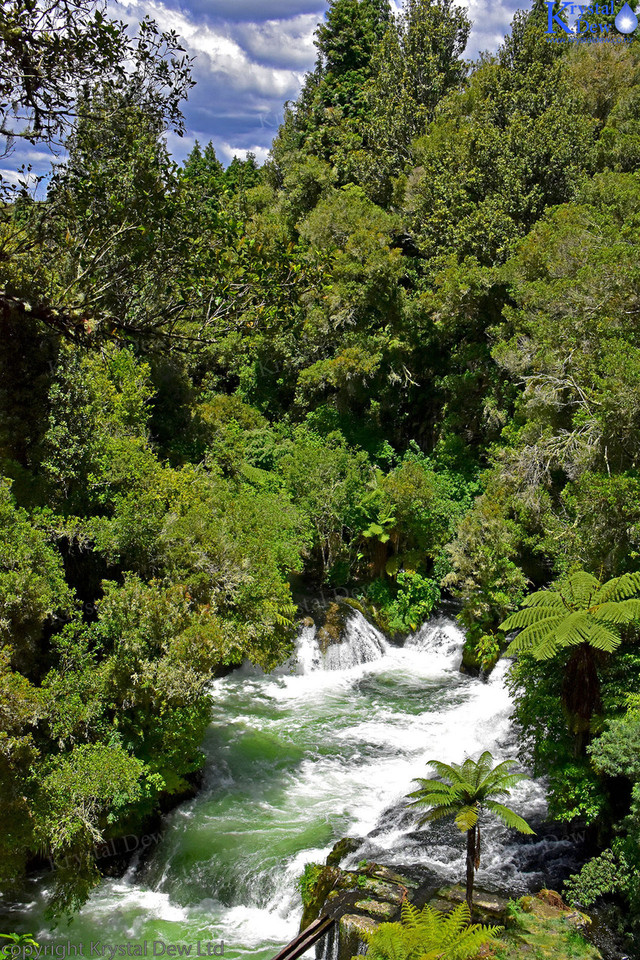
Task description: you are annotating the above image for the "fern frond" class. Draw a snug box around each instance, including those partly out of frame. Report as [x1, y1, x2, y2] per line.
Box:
[362, 922, 410, 960]
[505, 615, 563, 655]
[454, 804, 479, 832]
[592, 599, 640, 624]
[442, 922, 502, 960]
[408, 779, 456, 796]
[592, 571, 640, 604]
[555, 610, 590, 642]
[484, 800, 535, 834]
[500, 605, 560, 631]
[409, 792, 457, 810]
[481, 771, 528, 796]
[399, 899, 421, 928]
[581, 620, 622, 653]
[416, 804, 460, 826]
[369, 902, 502, 960]
[531, 636, 562, 659]
[564, 572, 601, 605]
[521, 589, 566, 608]
[425, 760, 469, 787]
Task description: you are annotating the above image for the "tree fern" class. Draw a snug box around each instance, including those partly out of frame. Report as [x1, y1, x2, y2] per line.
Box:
[499, 570, 640, 743]
[360, 902, 501, 960]
[565, 571, 601, 603]
[500, 571, 640, 660]
[408, 752, 532, 910]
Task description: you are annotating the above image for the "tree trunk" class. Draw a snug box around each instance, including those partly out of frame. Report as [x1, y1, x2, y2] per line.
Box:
[563, 643, 602, 754]
[465, 826, 476, 912]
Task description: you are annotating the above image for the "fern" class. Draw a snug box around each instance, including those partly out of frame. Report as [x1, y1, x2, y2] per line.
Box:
[361, 902, 501, 960]
[592, 571, 640, 604]
[500, 605, 561, 629]
[454, 804, 479, 831]
[565, 571, 601, 601]
[484, 800, 535, 834]
[521, 589, 566, 608]
[593, 598, 640, 624]
[581, 620, 621, 653]
[408, 752, 533, 909]
[499, 569, 640, 734]
[501, 570, 640, 662]
[504, 614, 564, 655]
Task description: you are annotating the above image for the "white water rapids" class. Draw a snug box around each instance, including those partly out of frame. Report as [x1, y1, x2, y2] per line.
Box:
[1, 612, 586, 958]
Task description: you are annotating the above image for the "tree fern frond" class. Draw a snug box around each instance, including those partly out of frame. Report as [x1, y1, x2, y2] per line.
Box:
[425, 760, 469, 787]
[592, 571, 640, 604]
[454, 804, 479, 832]
[473, 750, 495, 788]
[581, 620, 622, 653]
[504, 615, 563, 655]
[521, 588, 565, 608]
[532, 632, 566, 659]
[484, 800, 535, 834]
[477, 756, 522, 784]
[409, 792, 457, 811]
[500, 606, 560, 631]
[564, 572, 601, 605]
[592, 599, 640, 624]
[481, 771, 528, 795]
[408, 779, 456, 797]
[555, 610, 590, 642]
[417, 804, 461, 826]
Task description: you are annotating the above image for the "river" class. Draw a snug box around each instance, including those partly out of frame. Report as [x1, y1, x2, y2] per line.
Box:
[0, 612, 587, 958]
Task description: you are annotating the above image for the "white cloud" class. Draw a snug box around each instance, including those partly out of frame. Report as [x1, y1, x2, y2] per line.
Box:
[119, 0, 314, 95]
[231, 13, 319, 68]
[215, 141, 271, 164]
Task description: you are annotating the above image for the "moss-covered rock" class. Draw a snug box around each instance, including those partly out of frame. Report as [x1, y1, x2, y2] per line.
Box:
[316, 602, 349, 652]
[531, 890, 592, 931]
[298, 848, 418, 953]
[357, 877, 404, 904]
[429, 884, 509, 925]
[326, 836, 362, 867]
[460, 639, 482, 677]
[299, 863, 341, 930]
[354, 899, 397, 920]
[370, 865, 418, 889]
[493, 896, 602, 960]
[337, 914, 378, 960]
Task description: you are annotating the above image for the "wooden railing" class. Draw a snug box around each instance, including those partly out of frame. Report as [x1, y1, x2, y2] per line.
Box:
[268, 914, 336, 960]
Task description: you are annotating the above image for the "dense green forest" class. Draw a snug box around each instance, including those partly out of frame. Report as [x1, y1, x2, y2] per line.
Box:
[2, 0, 640, 947]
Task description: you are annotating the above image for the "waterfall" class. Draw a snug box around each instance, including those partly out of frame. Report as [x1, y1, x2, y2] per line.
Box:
[292, 611, 389, 674]
[404, 615, 466, 670]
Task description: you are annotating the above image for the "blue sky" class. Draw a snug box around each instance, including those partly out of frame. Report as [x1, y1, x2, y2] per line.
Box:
[3, 0, 525, 183]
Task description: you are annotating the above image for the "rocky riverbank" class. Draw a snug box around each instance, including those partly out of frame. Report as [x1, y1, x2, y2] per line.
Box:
[299, 839, 602, 960]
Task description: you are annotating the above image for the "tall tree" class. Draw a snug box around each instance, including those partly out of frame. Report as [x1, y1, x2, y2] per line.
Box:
[315, 0, 391, 115]
[408, 752, 533, 910]
[367, 0, 470, 163]
[269, 0, 391, 183]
